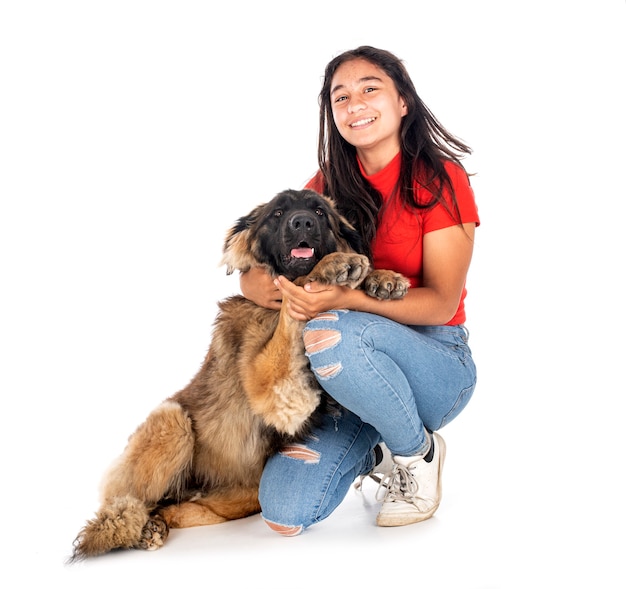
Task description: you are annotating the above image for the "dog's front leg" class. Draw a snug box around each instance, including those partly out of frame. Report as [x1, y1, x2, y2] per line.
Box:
[242, 306, 320, 437]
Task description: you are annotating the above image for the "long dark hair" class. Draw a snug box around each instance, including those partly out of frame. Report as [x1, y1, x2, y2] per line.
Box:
[317, 46, 472, 259]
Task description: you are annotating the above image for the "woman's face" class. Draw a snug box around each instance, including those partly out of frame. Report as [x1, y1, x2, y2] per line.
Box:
[330, 58, 407, 165]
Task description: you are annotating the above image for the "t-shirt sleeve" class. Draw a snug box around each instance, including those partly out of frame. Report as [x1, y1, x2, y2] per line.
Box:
[422, 162, 480, 233]
[304, 171, 325, 193]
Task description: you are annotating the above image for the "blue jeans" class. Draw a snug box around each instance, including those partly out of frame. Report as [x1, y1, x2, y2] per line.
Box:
[258, 310, 477, 535]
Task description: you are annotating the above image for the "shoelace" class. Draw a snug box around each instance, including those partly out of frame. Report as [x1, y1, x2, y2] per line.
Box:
[354, 470, 386, 492]
[375, 463, 421, 504]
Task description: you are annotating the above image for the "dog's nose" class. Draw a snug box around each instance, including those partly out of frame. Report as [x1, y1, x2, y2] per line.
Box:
[287, 211, 317, 233]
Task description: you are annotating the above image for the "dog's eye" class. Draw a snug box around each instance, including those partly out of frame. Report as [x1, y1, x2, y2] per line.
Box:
[314, 207, 325, 217]
[274, 209, 284, 218]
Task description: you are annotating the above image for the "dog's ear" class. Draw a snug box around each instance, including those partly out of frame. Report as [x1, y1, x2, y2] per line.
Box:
[220, 205, 264, 275]
[337, 219, 366, 256]
[320, 194, 367, 257]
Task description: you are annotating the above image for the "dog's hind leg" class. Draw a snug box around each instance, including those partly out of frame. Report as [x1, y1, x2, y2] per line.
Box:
[157, 486, 261, 528]
[69, 401, 195, 561]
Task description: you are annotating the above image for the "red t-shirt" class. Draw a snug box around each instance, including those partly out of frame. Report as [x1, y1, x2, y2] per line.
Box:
[305, 153, 480, 325]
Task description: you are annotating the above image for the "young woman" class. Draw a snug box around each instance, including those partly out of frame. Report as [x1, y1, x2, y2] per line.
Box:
[240, 46, 479, 533]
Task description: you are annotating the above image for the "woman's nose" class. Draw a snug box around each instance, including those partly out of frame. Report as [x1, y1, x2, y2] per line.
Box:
[347, 98, 366, 113]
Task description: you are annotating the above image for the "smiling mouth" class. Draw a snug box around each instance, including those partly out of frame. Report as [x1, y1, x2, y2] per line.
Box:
[350, 117, 376, 128]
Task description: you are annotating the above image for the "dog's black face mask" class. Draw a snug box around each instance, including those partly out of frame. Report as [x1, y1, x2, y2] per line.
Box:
[244, 189, 363, 281]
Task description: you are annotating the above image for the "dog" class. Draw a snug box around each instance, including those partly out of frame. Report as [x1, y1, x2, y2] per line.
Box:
[68, 188, 409, 561]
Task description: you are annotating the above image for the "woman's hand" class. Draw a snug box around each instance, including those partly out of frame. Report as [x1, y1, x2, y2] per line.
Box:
[240, 266, 282, 310]
[274, 276, 354, 321]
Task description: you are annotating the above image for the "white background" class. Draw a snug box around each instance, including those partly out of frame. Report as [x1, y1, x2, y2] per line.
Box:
[1, 1, 624, 587]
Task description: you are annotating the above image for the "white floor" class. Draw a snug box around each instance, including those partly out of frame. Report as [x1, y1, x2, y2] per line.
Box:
[12, 383, 625, 588]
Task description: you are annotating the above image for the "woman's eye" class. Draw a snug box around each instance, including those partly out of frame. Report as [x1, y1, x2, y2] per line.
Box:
[334, 95, 347, 103]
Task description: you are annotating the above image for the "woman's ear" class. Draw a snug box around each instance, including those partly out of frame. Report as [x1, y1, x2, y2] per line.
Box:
[400, 97, 408, 116]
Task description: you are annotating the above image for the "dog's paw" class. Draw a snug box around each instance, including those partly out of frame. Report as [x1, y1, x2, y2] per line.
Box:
[305, 252, 371, 288]
[362, 270, 410, 300]
[136, 514, 169, 551]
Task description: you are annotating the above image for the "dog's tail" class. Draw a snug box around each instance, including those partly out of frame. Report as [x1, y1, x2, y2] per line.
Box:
[66, 495, 158, 563]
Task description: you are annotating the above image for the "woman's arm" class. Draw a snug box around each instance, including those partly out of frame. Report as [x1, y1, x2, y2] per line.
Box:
[275, 222, 476, 325]
[239, 266, 283, 311]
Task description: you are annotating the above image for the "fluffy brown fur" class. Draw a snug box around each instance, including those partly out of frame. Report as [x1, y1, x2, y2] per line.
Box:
[68, 188, 409, 562]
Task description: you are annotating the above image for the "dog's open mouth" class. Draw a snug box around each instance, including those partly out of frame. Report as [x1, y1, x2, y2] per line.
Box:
[280, 245, 318, 278]
[290, 247, 314, 259]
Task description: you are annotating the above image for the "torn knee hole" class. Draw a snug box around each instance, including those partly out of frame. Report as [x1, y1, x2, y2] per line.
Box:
[313, 363, 342, 378]
[280, 444, 320, 464]
[303, 329, 341, 354]
[264, 519, 303, 537]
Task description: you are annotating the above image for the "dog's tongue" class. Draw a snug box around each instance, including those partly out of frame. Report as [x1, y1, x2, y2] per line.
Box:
[291, 247, 314, 259]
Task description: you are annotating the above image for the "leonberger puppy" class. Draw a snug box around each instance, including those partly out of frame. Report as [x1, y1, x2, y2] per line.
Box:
[68, 188, 409, 561]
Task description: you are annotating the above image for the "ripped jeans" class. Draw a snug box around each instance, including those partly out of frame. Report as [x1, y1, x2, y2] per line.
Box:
[258, 310, 477, 536]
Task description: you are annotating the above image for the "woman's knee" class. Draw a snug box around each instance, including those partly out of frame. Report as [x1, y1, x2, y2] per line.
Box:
[259, 493, 312, 537]
[303, 310, 368, 381]
[261, 516, 305, 537]
[303, 310, 345, 378]
[258, 446, 319, 536]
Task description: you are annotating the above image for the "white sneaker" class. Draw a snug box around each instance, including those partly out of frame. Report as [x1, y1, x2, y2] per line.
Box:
[376, 432, 446, 527]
